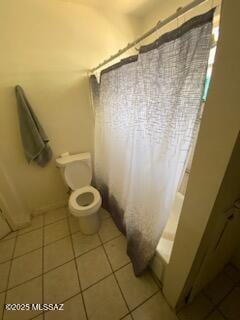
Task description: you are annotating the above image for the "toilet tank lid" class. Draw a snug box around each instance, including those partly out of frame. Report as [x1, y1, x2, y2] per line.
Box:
[56, 152, 91, 167]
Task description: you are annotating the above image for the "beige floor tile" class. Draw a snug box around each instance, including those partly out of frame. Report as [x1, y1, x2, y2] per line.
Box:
[0, 292, 5, 319]
[206, 310, 225, 320]
[18, 215, 43, 235]
[121, 315, 132, 320]
[204, 272, 234, 305]
[224, 264, 240, 284]
[178, 293, 214, 320]
[44, 207, 68, 225]
[44, 219, 69, 245]
[76, 246, 112, 289]
[0, 238, 15, 263]
[14, 229, 43, 257]
[32, 315, 43, 320]
[99, 207, 110, 220]
[219, 287, 240, 320]
[0, 261, 11, 292]
[8, 249, 42, 288]
[44, 236, 74, 272]
[104, 235, 130, 270]
[72, 231, 101, 257]
[4, 276, 42, 320]
[83, 274, 128, 320]
[45, 293, 86, 320]
[98, 218, 121, 243]
[115, 264, 158, 310]
[132, 291, 178, 320]
[68, 216, 81, 234]
[44, 261, 80, 304]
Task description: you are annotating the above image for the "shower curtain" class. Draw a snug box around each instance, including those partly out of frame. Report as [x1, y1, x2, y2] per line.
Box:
[91, 10, 214, 275]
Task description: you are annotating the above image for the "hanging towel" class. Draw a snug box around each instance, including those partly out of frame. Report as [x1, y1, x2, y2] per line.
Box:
[15, 85, 52, 167]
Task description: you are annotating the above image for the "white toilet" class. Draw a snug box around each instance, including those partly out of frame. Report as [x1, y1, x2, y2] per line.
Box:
[56, 152, 102, 235]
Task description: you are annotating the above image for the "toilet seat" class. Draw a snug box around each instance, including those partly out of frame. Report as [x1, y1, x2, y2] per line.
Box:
[69, 185, 101, 217]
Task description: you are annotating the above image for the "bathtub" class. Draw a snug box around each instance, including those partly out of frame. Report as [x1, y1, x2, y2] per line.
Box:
[150, 192, 184, 282]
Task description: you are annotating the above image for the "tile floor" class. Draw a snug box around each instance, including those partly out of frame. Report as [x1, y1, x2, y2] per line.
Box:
[0, 206, 239, 320]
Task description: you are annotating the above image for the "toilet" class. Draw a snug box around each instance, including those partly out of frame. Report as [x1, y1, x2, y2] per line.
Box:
[56, 152, 102, 235]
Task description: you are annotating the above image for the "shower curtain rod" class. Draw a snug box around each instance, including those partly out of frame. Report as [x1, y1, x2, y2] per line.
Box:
[90, 0, 210, 73]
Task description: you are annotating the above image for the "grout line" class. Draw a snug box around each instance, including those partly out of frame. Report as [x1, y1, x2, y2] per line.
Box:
[66, 216, 88, 320]
[0, 207, 68, 241]
[17, 216, 44, 237]
[81, 272, 113, 293]
[30, 314, 43, 320]
[215, 308, 228, 320]
[113, 261, 132, 273]
[0, 233, 18, 243]
[100, 233, 123, 245]
[149, 268, 163, 290]
[223, 263, 240, 284]
[31, 275, 159, 320]
[183, 264, 240, 320]
[99, 234, 133, 319]
[72, 232, 122, 259]
[2, 230, 18, 319]
[101, 230, 160, 318]
[3, 226, 71, 264]
[2, 212, 159, 320]
[73, 243, 103, 259]
[36, 290, 89, 320]
[13, 245, 43, 260]
[119, 312, 132, 320]
[3, 245, 131, 294]
[202, 308, 228, 320]
[43, 233, 70, 248]
[129, 290, 160, 314]
[17, 212, 68, 238]
[6, 270, 43, 292]
[0, 228, 155, 306]
[201, 306, 218, 320]
[0, 244, 44, 270]
[203, 283, 235, 309]
[30, 313, 44, 320]
[17, 226, 43, 237]
[7, 219, 122, 265]
[69, 218, 120, 242]
[44, 215, 68, 227]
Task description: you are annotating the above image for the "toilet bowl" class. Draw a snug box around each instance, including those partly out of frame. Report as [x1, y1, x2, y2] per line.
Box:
[69, 186, 101, 234]
[56, 152, 102, 235]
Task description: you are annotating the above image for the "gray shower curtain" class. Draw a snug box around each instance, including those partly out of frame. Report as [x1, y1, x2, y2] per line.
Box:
[91, 10, 214, 275]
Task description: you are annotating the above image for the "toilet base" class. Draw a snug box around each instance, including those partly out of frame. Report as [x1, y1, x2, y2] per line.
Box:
[76, 209, 101, 235]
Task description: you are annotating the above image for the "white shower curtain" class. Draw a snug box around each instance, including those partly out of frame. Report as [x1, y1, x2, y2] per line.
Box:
[91, 10, 214, 275]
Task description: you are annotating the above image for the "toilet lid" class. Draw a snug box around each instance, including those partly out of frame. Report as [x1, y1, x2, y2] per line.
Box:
[64, 162, 92, 190]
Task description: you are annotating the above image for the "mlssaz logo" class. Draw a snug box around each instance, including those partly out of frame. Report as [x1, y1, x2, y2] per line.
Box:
[4, 304, 65, 311]
[31, 304, 64, 311]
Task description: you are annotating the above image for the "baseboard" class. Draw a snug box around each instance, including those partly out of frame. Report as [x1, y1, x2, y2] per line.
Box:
[32, 200, 68, 216]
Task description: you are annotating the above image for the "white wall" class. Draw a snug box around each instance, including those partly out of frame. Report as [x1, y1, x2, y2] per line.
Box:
[0, 0, 136, 221]
[162, 0, 240, 308]
[134, 0, 219, 45]
[182, 132, 240, 302]
[0, 163, 30, 229]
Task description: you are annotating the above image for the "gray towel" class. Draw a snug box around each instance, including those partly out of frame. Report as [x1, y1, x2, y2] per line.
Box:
[15, 85, 52, 167]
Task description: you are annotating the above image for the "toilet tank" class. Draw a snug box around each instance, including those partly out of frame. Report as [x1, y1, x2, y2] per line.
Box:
[56, 152, 92, 190]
